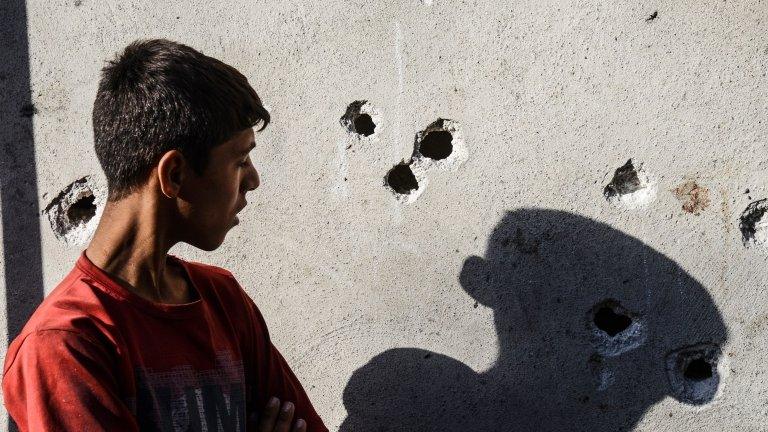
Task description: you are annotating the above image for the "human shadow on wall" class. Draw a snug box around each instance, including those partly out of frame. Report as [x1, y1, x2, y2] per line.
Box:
[1, 0, 44, 344]
[1, 2, 44, 431]
[341, 209, 728, 432]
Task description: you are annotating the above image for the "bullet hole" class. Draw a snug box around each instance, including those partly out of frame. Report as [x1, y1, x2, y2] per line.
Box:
[672, 180, 710, 215]
[66, 194, 96, 225]
[646, 11, 658, 21]
[603, 159, 656, 209]
[418, 130, 453, 160]
[353, 114, 375, 137]
[411, 118, 468, 171]
[684, 358, 713, 381]
[588, 299, 646, 357]
[74, 0, 82, 5]
[385, 118, 466, 203]
[594, 306, 632, 337]
[340, 100, 380, 138]
[740, 199, 768, 248]
[44, 176, 105, 246]
[20, 103, 37, 117]
[386, 162, 419, 194]
[605, 160, 641, 196]
[666, 343, 721, 405]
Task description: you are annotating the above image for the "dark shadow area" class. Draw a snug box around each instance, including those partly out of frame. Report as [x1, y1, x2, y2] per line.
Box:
[1, 0, 44, 430]
[342, 209, 728, 432]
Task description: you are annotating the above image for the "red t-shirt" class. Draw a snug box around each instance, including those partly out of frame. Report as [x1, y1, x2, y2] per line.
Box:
[2, 251, 327, 432]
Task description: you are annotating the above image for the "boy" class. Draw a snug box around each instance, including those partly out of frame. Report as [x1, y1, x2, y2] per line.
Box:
[2, 39, 326, 432]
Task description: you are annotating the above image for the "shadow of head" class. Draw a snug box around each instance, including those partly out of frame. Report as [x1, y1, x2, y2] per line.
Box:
[341, 209, 728, 432]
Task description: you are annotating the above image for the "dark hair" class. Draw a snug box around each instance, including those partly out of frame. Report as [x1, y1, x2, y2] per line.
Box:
[92, 38, 270, 201]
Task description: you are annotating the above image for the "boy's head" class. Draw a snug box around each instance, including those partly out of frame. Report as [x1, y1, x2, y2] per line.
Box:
[93, 39, 269, 250]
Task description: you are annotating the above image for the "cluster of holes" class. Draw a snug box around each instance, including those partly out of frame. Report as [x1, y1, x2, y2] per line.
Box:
[340, 105, 465, 202]
[603, 161, 768, 249]
[385, 118, 465, 202]
[587, 300, 721, 404]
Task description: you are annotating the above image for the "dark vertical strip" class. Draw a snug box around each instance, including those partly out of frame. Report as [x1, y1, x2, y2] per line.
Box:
[0, 0, 44, 430]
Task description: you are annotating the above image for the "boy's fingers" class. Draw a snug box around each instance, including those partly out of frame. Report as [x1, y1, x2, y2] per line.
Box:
[274, 401, 295, 432]
[292, 418, 307, 432]
[257, 397, 280, 432]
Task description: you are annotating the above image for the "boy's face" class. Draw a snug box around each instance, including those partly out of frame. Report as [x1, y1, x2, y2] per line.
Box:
[177, 128, 259, 250]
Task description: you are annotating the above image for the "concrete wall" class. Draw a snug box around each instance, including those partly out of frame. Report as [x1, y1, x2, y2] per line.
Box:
[2, 0, 767, 430]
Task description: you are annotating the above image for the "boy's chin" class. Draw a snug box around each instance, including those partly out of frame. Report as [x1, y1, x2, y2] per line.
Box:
[186, 231, 229, 252]
[181, 217, 239, 251]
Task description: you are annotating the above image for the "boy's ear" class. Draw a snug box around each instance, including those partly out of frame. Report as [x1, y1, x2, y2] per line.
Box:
[459, 255, 496, 307]
[157, 150, 187, 199]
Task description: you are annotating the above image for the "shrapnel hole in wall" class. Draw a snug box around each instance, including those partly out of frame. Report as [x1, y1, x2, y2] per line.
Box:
[387, 162, 419, 194]
[588, 299, 646, 357]
[340, 100, 378, 138]
[353, 113, 375, 137]
[418, 130, 453, 160]
[66, 193, 96, 225]
[604, 160, 643, 197]
[44, 176, 103, 245]
[603, 159, 656, 208]
[684, 358, 713, 381]
[739, 199, 768, 248]
[593, 306, 632, 337]
[665, 343, 721, 405]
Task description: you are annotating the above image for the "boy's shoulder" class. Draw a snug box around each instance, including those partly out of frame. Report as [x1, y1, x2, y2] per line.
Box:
[4, 254, 256, 372]
[9, 255, 246, 347]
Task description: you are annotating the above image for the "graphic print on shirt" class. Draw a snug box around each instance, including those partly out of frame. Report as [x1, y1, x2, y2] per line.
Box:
[125, 350, 246, 432]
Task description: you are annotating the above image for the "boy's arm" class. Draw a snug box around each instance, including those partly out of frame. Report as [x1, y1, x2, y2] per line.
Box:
[2, 329, 139, 431]
[241, 295, 328, 432]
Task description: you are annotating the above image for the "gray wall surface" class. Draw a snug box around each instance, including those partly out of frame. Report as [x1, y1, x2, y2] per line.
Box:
[2, 0, 767, 430]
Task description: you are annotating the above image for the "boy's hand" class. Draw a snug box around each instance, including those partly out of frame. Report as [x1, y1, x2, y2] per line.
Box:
[258, 396, 307, 432]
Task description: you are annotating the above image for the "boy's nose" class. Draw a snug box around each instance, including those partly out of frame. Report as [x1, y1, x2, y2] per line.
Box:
[245, 165, 260, 191]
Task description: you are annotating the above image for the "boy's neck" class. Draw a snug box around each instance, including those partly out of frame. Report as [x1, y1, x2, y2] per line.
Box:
[85, 192, 192, 304]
